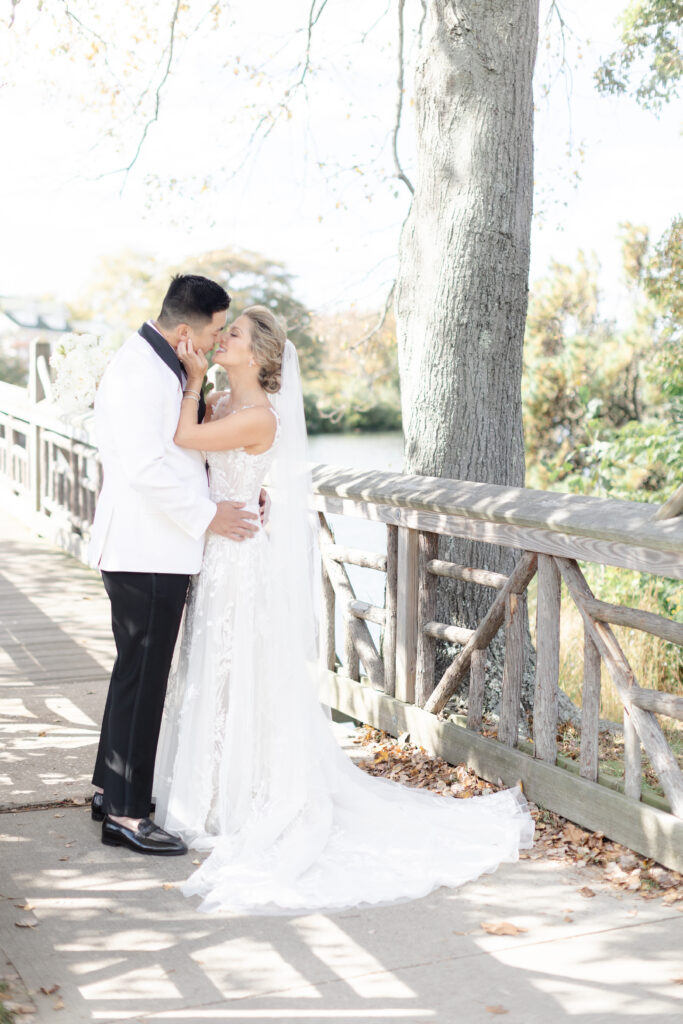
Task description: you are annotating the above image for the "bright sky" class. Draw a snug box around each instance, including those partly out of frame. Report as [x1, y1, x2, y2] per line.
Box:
[0, 0, 681, 320]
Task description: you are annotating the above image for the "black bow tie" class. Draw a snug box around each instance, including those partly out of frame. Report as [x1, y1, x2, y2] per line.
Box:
[138, 322, 206, 423]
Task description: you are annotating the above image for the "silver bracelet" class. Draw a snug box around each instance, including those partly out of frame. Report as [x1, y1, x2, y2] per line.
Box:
[183, 388, 201, 398]
[182, 393, 200, 404]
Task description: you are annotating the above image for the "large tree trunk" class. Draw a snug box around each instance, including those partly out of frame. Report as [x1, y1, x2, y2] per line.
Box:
[395, 0, 540, 712]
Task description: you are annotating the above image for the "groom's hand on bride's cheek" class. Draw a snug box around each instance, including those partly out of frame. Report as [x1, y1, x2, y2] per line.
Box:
[209, 501, 259, 541]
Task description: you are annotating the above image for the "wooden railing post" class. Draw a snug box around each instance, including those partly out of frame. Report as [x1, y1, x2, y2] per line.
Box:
[623, 710, 642, 801]
[467, 649, 487, 731]
[415, 532, 439, 706]
[580, 630, 601, 781]
[320, 561, 336, 673]
[498, 592, 526, 747]
[534, 554, 561, 764]
[383, 525, 398, 696]
[395, 527, 419, 704]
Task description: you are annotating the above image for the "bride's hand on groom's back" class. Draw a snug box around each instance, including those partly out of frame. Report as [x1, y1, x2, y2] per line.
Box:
[177, 339, 208, 383]
[210, 501, 259, 541]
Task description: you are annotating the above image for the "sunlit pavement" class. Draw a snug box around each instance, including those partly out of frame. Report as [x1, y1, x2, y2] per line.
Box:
[1, 803, 682, 1023]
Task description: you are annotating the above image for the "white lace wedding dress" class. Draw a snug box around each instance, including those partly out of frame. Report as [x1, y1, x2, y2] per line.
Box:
[153, 395, 534, 915]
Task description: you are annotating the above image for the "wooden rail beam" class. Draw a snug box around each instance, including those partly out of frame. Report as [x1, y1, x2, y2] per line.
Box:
[581, 596, 683, 647]
[325, 544, 387, 572]
[426, 560, 508, 589]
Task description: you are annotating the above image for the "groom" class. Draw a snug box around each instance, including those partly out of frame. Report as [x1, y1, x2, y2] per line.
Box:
[88, 274, 258, 855]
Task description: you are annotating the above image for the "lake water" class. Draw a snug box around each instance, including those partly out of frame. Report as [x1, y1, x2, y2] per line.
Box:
[308, 431, 404, 648]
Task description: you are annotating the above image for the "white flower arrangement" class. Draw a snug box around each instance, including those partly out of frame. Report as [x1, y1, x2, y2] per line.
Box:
[49, 332, 118, 414]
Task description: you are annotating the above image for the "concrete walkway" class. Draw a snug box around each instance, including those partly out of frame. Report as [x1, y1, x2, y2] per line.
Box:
[1, 508, 682, 1022]
[2, 805, 682, 1023]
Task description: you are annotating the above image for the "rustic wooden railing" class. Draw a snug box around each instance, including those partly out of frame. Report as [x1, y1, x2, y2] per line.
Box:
[311, 467, 683, 872]
[1, 341, 682, 870]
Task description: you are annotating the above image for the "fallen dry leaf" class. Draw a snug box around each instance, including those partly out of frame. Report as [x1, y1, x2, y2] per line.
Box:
[578, 887, 596, 898]
[14, 918, 38, 929]
[564, 915, 574, 923]
[481, 921, 528, 936]
[40, 985, 60, 996]
[162, 883, 175, 890]
[485, 1006, 509, 1015]
[53, 996, 65, 1010]
[563, 824, 588, 844]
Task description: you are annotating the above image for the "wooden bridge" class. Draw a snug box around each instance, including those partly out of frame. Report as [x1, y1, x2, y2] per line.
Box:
[1, 342, 683, 876]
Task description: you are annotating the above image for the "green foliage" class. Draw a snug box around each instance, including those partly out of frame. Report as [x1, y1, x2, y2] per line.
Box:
[524, 220, 682, 632]
[595, 0, 683, 110]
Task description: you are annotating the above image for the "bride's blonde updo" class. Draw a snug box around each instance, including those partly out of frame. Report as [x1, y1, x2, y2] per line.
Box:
[243, 305, 287, 394]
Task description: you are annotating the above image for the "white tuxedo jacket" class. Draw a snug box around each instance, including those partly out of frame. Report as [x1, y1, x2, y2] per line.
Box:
[88, 327, 216, 573]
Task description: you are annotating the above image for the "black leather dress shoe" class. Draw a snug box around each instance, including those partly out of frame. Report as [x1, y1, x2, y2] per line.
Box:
[92, 792, 156, 822]
[101, 817, 188, 856]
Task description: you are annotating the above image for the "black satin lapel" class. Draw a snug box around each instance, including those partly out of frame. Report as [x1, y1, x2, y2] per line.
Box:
[139, 323, 205, 424]
[138, 323, 184, 387]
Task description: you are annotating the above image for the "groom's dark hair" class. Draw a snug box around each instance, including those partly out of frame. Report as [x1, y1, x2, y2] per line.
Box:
[158, 274, 230, 327]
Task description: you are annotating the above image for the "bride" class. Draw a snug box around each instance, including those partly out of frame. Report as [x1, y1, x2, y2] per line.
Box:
[153, 305, 533, 915]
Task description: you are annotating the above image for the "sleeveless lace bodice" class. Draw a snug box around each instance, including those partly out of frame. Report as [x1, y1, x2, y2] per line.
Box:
[206, 395, 280, 506]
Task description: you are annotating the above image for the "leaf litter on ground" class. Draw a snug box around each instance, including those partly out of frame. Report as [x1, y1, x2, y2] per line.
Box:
[354, 726, 683, 908]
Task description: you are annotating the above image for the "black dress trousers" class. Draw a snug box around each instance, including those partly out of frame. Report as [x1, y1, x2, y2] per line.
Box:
[92, 570, 189, 818]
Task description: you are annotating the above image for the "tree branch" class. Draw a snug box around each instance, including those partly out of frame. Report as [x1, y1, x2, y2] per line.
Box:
[350, 280, 396, 349]
[393, 0, 414, 195]
[96, 0, 182, 192]
[298, 0, 330, 86]
[7, 0, 22, 29]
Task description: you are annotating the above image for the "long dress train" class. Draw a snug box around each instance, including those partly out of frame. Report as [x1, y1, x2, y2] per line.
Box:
[153, 396, 534, 915]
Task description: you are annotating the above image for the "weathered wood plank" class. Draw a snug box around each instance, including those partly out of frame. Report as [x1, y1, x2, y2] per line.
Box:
[580, 630, 601, 782]
[348, 600, 386, 626]
[626, 688, 683, 720]
[423, 621, 475, 644]
[424, 552, 538, 715]
[415, 532, 439, 707]
[498, 592, 525, 748]
[383, 525, 398, 697]
[624, 709, 642, 801]
[467, 648, 487, 732]
[557, 557, 683, 818]
[426, 560, 507, 589]
[319, 671, 683, 873]
[582, 596, 683, 647]
[534, 555, 562, 764]
[311, 464, 683, 561]
[395, 527, 418, 704]
[325, 544, 387, 572]
[320, 559, 336, 673]
[312, 494, 683, 580]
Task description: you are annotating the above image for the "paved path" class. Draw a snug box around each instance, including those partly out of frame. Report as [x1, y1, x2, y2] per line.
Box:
[0, 508, 113, 809]
[1, 508, 682, 1022]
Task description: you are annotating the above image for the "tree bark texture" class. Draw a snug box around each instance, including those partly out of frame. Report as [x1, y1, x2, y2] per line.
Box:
[396, 0, 540, 702]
